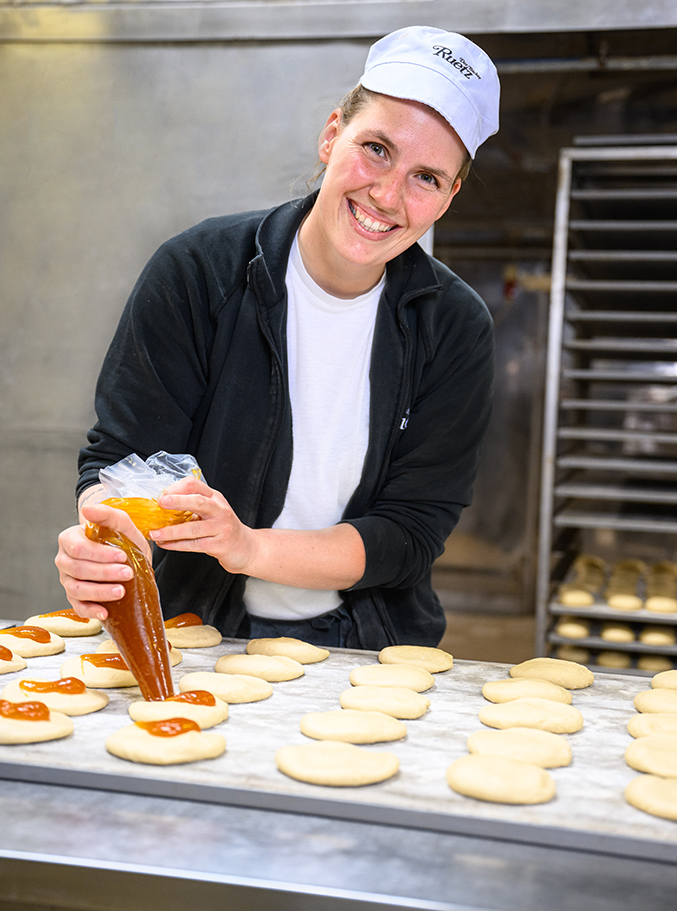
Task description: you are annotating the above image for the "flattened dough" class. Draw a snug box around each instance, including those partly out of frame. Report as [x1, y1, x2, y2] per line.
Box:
[509, 657, 594, 689]
[164, 620, 222, 649]
[0, 704, 73, 744]
[625, 775, 677, 821]
[179, 671, 272, 703]
[637, 655, 672, 673]
[625, 734, 677, 777]
[597, 650, 631, 669]
[275, 740, 399, 786]
[628, 713, 677, 738]
[0, 647, 27, 675]
[246, 637, 329, 664]
[479, 697, 584, 733]
[300, 710, 406, 744]
[1, 676, 109, 715]
[652, 669, 677, 690]
[349, 664, 434, 693]
[106, 722, 225, 765]
[600, 622, 634, 643]
[129, 692, 229, 728]
[555, 645, 590, 664]
[378, 645, 452, 673]
[634, 688, 677, 714]
[446, 754, 556, 804]
[0, 627, 65, 658]
[554, 617, 590, 639]
[340, 685, 430, 719]
[24, 610, 102, 637]
[214, 653, 304, 682]
[639, 626, 676, 647]
[481, 678, 572, 705]
[467, 727, 572, 768]
[60, 654, 138, 688]
[96, 638, 182, 667]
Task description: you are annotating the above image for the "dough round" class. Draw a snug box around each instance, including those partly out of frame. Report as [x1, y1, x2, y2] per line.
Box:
[625, 734, 677, 777]
[446, 754, 556, 804]
[554, 617, 590, 639]
[275, 740, 399, 786]
[600, 622, 634, 643]
[339, 685, 430, 719]
[481, 678, 572, 705]
[349, 664, 434, 693]
[555, 645, 590, 663]
[478, 697, 584, 734]
[597, 650, 631, 669]
[467, 727, 572, 768]
[178, 671, 272, 703]
[60, 654, 138, 688]
[214, 653, 304, 682]
[509, 657, 594, 689]
[625, 774, 677, 821]
[0, 702, 74, 744]
[637, 654, 673, 673]
[652, 669, 677, 690]
[378, 645, 453, 673]
[607, 593, 642, 611]
[246, 637, 329, 664]
[0, 627, 65, 658]
[96, 638, 182, 667]
[1, 676, 109, 715]
[634, 688, 677, 714]
[639, 625, 676, 647]
[164, 618, 222, 649]
[645, 596, 677, 614]
[24, 610, 102, 637]
[628, 713, 677, 738]
[0, 646, 27, 675]
[128, 691, 229, 728]
[300, 709, 407, 744]
[106, 721, 225, 765]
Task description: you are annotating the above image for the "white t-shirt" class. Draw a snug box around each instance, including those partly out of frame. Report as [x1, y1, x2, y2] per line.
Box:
[244, 235, 384, 619]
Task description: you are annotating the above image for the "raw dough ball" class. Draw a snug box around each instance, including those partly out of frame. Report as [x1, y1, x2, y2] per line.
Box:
[300, 709, 406, 744]
[129, 691, 229, 728]
[600, 622, 634, 643]
[179, 671, 272, 703]
[0, 645, 27, 675]
[625, 734, 677, 777]
[634, 688, 677, 714]
[628, 713, 677, 738]
[60, 654, 138, 689]
[652, 669, 677, 690]
[24, 610, 102, 637]
[106, 721, 225, 765]
[555, 645, 590, 664]
[378, 645, 453, 673]
[214, 653, 304, 682]
[246, 637, 329, 664]
[164, 614, 222, 648]
[605, 559, 645, 611]
[639, 625, 676, 647]
[637, 654, 673, 673]
[96, 638, 182, 667]
[467, 727, 572, 768]
[478, 697, 584, 734]
[349, 664, 434, 692]
[339, 685, 430, 719]
[481, 678, 572, 705]
[625, 774, 677, 821]
[0, 701, 73, 744]
[597, 650, 631, 669]
[1, 676, 109, 716]
[275, 740, 399, 786]
[554, 617, 590, 639]
[0, 627, 65, 658]
[446, 754, 556, 804]
[510, 657, 594, 689]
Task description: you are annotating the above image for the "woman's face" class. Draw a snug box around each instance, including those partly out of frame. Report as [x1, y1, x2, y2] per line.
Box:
[301, 93, 466, 296]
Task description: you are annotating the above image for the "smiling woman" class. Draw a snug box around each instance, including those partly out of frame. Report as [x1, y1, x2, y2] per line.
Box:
[55, 26, 500, 651]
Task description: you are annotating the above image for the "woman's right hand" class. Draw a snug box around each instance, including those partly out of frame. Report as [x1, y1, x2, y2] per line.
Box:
[54, 504, 151, 622]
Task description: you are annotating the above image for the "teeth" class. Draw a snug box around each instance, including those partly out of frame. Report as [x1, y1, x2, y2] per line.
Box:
[349, 202, 394, 233]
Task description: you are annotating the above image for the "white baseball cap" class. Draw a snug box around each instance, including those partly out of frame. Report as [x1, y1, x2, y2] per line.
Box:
[359, 26, 500, 158]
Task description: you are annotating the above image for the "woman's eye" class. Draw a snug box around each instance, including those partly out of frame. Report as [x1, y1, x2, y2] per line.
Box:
[366, 142, 386, 157]
[419, 173, 439, 187]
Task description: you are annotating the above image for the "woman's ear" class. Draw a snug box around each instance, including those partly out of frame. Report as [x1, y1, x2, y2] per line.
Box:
[318, 109, 341, 164]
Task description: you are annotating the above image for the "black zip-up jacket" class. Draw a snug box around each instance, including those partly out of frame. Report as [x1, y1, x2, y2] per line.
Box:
[77, 193, 494, 650]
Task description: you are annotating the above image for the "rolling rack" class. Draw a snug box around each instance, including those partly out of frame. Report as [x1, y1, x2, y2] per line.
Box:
[536, 138, 677, 673]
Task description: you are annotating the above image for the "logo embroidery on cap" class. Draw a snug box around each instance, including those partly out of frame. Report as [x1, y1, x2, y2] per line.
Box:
[432, 46, 481, 80]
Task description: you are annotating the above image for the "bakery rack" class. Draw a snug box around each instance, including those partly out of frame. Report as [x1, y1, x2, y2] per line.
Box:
[535, 140, 677, 672]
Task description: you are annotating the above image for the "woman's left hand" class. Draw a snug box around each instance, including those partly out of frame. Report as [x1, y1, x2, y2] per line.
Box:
[150, 477, 259, 574]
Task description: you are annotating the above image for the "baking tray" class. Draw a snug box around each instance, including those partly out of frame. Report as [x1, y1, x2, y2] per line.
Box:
[1, 628, 676, 863]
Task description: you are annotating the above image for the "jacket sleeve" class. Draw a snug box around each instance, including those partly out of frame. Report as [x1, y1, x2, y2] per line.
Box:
[344, 282, 494, 591]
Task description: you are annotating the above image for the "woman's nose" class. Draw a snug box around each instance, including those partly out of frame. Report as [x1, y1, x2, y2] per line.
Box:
[369, 169, 404, 211]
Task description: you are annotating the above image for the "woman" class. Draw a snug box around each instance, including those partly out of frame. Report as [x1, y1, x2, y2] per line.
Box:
[55, 26, 500, 650]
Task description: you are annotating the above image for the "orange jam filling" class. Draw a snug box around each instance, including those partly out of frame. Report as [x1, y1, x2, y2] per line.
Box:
[101, 497, 195, 539]
[37, 609, 90, 624]
[1, 626, 51, 643]
[0, 699, 50, 722]
[0, 645, 13, 661]
[165, 613, 203, 629]
[82, 653, 130, 671]
[20, 677, 87, 696]
[167, 690, 216, 707]
[137, 718, 200, 737]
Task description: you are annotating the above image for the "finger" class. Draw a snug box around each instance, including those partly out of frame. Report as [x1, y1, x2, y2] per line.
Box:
[70, 602, 110, 622]
[64, 575, 128, 607]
